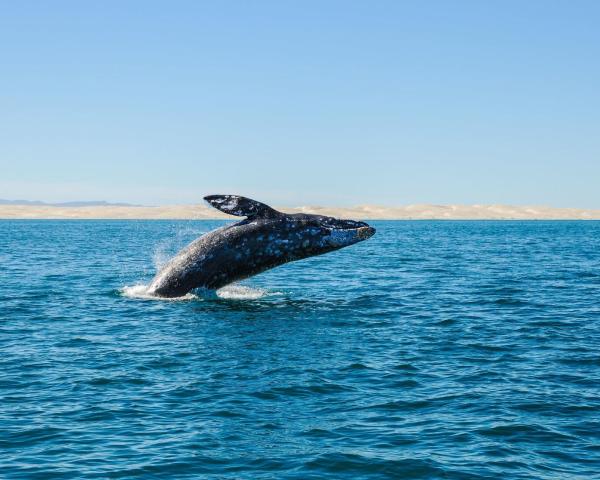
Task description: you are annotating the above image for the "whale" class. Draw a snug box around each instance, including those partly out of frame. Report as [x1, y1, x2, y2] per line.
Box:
[147, 195, 376, 297]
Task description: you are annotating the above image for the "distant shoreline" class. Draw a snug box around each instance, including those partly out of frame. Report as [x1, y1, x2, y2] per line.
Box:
[1, 204, 600, 220]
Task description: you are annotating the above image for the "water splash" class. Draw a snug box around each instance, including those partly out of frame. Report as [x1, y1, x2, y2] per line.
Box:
[152, 226, 208, 270]
[121, 284, 197, 301]
[217, 285, 275, 300]
[121, 284, 275, 301]
[152, 242, 172, 270]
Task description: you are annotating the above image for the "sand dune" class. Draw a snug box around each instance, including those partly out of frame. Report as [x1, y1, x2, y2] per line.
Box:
[1, 203, 599, 220]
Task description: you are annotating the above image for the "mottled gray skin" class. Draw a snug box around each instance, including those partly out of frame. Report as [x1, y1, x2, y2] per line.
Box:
[147, 195, 375, 297]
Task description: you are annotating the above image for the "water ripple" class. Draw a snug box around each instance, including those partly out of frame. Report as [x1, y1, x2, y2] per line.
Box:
[1, 220, 600, 478]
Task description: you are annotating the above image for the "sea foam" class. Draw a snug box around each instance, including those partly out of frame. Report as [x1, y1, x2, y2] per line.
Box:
[121, 284, 273, 301]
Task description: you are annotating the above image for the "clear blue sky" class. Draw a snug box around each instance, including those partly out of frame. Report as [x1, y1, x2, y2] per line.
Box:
[1, 1, 598, 206]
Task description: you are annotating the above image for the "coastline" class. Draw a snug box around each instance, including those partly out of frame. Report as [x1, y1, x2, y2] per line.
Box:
[1, 204, 600, 220]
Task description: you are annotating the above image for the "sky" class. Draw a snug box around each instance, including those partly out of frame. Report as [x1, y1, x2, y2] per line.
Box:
[0, 1, 599, 207]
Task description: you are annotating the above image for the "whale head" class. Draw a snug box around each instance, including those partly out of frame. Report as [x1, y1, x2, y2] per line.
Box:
[280, 213, 376, 257]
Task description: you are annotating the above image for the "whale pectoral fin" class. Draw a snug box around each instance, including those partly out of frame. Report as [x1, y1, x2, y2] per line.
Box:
[204, 195, 280, 218]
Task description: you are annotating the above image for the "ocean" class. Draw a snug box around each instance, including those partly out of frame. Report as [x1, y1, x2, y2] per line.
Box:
[1, 220, 599, 479]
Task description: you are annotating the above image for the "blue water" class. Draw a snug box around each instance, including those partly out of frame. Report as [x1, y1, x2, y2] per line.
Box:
[1, 220, 600, 479]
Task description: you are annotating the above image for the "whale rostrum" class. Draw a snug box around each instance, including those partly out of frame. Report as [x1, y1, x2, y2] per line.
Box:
[147, 195, 376, 297]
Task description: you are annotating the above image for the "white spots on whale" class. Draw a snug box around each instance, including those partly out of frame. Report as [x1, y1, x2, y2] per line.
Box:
[148, 202, 374, 296]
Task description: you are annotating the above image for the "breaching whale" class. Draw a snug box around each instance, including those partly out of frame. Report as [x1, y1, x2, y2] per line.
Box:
[147, 195, 376, 297]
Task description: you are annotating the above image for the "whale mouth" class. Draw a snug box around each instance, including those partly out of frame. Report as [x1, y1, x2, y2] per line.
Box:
[357, 226, 376, 239]
[324, 223, 376, 247]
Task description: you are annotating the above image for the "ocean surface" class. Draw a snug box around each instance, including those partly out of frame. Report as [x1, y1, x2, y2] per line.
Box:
[1, 220, 599, 479]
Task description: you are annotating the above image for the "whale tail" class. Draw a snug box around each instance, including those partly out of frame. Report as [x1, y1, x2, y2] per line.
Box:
[204, 195, 281, 219]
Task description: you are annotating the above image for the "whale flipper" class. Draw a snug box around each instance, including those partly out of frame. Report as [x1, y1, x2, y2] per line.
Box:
[204, 195, 280, 219]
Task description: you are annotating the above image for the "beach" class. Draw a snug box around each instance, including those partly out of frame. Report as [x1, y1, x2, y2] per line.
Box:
[1, 203, 599, 220]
